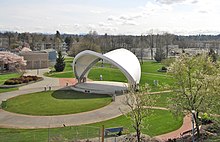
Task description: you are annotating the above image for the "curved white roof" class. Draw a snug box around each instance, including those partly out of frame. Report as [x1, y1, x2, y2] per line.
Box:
[73, 48, 141, 85]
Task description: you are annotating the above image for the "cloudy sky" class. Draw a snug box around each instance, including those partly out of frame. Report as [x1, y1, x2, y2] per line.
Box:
[0, 0, 220, 35]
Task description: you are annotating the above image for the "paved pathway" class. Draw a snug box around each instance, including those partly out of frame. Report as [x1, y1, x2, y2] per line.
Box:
[0, 69, 129, 128]
[19, 69, 60, 90]
[0, 94, 128, 129]
[0, 69, 194, 141]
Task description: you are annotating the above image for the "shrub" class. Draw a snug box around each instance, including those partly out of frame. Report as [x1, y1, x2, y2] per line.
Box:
[32, 76, 38, 81]
[161, 66, 167, 71]
[3, 75, 41, 85]
[158, 66, 168, 72]
[200, 113, 213, 125]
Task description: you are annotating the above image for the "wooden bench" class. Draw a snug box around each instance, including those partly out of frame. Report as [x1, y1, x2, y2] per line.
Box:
[104, 127, 123, 136]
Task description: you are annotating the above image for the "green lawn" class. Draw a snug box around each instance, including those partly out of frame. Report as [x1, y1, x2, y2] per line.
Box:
[0, 73, 21, 93]
[45, 71, 74, 78]
[4, 90, 111, 115]
[88, 67, 127, 82]
[63, 57, 74, 72]
[0, 109, 183, 142]
[141, 61, 165, 74]
[0, 88, 18, 93]
[140, 73, 173, 86]
[44, 57, 74, 78]
[0, 73, 21, 84]
[150, 92, 174, 107]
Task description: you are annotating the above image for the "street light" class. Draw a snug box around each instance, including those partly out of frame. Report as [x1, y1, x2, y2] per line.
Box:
[191, 110, 196, 142]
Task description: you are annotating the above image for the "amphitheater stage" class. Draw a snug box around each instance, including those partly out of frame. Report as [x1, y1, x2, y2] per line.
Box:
[71, 81, 128, 95]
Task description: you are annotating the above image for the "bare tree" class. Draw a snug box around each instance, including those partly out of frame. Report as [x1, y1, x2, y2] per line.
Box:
[163, 32, 175, 58]
[146, 33, 154, 60]
[121, 86, 154, 142]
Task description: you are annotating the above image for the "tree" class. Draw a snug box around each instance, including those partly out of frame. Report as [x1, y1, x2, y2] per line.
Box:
[121, 86, 154, 142]
[154, 35, 166, 62]
[163, 32, 175, 58]
[54, 31, 63, 51]
[168, 53, 220, 139]
[54, 51, 65, 72]
[146, 30, 155, 60]
[64, 36, 74, 51]
[208, 48, 218, 62]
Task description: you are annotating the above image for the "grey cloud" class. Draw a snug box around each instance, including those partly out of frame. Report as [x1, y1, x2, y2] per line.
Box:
[191, 0, 198, 4]
[98, 22, 111, 27]
[119, 14, 142, 21]
[198, 10, 208, 13]
[155, 0, 186, 5]
[107, 16, 117, 21]
[122, 21, 138, 26]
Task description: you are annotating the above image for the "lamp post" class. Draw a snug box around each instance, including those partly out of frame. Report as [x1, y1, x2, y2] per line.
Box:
[191, 110, 196, 142]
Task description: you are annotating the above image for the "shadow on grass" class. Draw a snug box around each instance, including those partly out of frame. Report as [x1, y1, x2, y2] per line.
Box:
[51, 89, 110, 100]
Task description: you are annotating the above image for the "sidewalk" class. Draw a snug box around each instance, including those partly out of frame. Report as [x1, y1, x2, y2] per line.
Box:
[0, 94, 129, 129]
[0, 69, 193, 140]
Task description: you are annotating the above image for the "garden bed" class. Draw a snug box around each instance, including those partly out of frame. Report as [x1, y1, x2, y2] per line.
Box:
[0, 75, 43, 88]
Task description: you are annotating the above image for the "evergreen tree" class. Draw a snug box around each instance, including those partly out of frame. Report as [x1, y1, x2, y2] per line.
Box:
[54, 51, 65, 72]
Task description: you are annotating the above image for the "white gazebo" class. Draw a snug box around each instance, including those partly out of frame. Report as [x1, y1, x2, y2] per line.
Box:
[72, 48, 141, 94]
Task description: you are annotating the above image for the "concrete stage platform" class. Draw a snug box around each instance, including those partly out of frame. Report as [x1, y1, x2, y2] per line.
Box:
[71, 81, 128, 95]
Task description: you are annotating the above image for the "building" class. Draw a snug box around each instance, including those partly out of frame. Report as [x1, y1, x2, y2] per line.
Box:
[43, 49, 57, 66]
[72, 48, 141, 94]
[73, 48, 141, 85]
[19, 47, 49, 69]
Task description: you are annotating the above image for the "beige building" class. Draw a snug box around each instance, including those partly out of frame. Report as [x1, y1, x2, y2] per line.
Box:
[20, 51, 49, 69]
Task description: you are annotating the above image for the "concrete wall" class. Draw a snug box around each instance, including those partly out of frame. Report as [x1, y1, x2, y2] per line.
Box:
[20, 52, 49, 69]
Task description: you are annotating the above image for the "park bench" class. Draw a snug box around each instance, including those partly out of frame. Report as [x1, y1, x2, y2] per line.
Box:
[104, 127, 123, 136]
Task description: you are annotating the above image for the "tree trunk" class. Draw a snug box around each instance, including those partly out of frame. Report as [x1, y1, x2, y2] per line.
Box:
[136, 129, 141, 142]
[195, 112, 200, 139]
[166, 44, 169, 58]
[193, 112, 200, 140]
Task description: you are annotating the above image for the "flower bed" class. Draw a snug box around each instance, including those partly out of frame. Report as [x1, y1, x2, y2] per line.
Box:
[0, 75, 43, 88]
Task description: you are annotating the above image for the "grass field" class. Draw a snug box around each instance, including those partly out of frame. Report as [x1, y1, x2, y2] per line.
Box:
[4, 90, 111, 115]
[44, 57, 75, 78]
[88, 67, 127, 82]
[0, 73, 21, 85]
[150, 92, 174, 107]
[0, 109, 183, 142]
[0, 73, 21, 93]
[0, 88, 18, 93]
[141, 61, 165, 74]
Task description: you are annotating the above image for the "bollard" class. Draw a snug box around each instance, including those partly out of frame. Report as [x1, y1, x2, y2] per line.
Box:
[49, 86, 51, 91]
[112, 94, 116, 102]
[44, 86, 47, 91]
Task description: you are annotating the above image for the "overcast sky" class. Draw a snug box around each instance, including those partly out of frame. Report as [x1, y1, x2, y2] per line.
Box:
[0, 0, 220, 35]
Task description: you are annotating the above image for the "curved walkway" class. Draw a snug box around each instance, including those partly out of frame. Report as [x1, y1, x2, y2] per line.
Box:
[0, 69, 129, 128]
[0, 93, 128, 129]
[0, 69, 193, 141]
